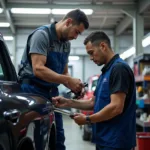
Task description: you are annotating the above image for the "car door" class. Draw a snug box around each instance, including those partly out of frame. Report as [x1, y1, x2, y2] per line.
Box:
[0, 33, 56, 150]
[0, 33, 19, 150]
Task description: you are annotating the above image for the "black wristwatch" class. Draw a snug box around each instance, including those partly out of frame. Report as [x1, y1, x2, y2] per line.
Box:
[86, 115, 91, 124]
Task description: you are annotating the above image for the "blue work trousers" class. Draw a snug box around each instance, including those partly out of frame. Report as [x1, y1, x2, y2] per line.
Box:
[55, 112, 66, 150]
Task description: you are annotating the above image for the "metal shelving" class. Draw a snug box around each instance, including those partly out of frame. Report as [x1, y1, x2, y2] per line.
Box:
[135, 75, 150, 82]
[134, 54, 150, 132]
[136, 118, 150, 127]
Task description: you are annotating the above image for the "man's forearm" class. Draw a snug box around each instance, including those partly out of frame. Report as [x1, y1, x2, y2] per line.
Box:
[63, 72, 70, 88]
[34, 65, 70, 85]
[89, 103, 122, 123]
[67, 98, 94, 110]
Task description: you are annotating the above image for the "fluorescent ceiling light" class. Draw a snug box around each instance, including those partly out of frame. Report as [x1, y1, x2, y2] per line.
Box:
[11, 8, 51, 14]
[142, 36, 150, 47]
[50, 18, 55, 23]
[52, 9, 93, 15]
[3, 36, 14, 41]
[0, 8, 3, 13]
[10, 8, 93, 15]
[69, 56, 79, 61]
[81, 9, 93, 15]
[52, 9, 73, 15]
[0, 22, 10, 27]
[120, 47, 135, 60]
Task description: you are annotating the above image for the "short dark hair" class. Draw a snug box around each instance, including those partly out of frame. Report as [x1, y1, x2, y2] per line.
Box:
[84, 31, 111, 48]
[63, 9, 89, 29]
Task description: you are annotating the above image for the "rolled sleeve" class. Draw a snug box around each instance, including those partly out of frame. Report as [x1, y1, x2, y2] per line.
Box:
[29, 30, 49, 56]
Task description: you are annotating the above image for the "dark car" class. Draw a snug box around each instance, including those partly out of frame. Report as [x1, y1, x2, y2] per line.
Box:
[81, 75, 99, 141]
[0, 33, 56, 150]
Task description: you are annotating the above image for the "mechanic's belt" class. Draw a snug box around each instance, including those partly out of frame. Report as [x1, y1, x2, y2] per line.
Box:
[21, 78, 56, 92]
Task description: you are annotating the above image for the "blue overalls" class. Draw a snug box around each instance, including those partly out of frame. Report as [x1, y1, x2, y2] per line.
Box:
[93, 57, 136, 150]
[20, 25, 69, 150]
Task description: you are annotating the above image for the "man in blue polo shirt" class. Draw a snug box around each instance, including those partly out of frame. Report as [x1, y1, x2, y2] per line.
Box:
[18, 9, 89, 150]
[52, 31, 136, 150]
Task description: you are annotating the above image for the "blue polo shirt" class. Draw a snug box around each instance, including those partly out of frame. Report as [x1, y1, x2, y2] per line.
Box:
[93, 55, 136, 149]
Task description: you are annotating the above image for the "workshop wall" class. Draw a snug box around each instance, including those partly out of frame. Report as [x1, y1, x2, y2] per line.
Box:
[69, 58, 83, 81]
[84, 56, 102, 81]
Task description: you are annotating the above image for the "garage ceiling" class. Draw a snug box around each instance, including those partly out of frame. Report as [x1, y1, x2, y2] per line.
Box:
[0, 0, 150, 35]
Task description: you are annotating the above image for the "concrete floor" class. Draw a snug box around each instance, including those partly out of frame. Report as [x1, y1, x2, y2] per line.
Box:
[63, 115, 95, 150]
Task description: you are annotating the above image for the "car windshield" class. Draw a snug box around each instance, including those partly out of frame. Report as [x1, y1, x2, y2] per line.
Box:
[91, 79, 98, 91]
[0, 63, 4, 80]
[0, 65, 3, 75]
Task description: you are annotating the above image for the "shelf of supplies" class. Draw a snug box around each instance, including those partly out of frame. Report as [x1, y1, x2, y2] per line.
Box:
[136, 99, 150, 108]
[134, 54, 150, 63]
[136, 99, 150, 104]
[136, 118, 150, 127]
[135, 75, 150, 82]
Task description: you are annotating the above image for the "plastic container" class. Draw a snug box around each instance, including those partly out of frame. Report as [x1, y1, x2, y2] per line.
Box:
[136, 132, 150, 150]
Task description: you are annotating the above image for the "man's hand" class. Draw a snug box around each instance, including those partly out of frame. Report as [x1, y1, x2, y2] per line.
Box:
[73, 113, 86, 125]
[52, 96, 69, 108]
[65, 78, 84, 93]
[80, 87, 86, 97]
[74, 87, 86, 99]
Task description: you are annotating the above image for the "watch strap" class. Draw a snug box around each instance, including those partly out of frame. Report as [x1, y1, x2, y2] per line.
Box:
[86, 115, 91, 124]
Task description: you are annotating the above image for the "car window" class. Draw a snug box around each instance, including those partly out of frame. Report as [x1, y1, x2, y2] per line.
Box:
[0, 38, 17, 81]
[91, 79, 98, 91]
[0, 64, 3, 75]
[0, 62, 5, 80]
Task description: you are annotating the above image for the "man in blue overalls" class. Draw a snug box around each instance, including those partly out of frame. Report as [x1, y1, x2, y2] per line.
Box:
[52, 31, 136, 150]
[18, 9, 89, 150]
